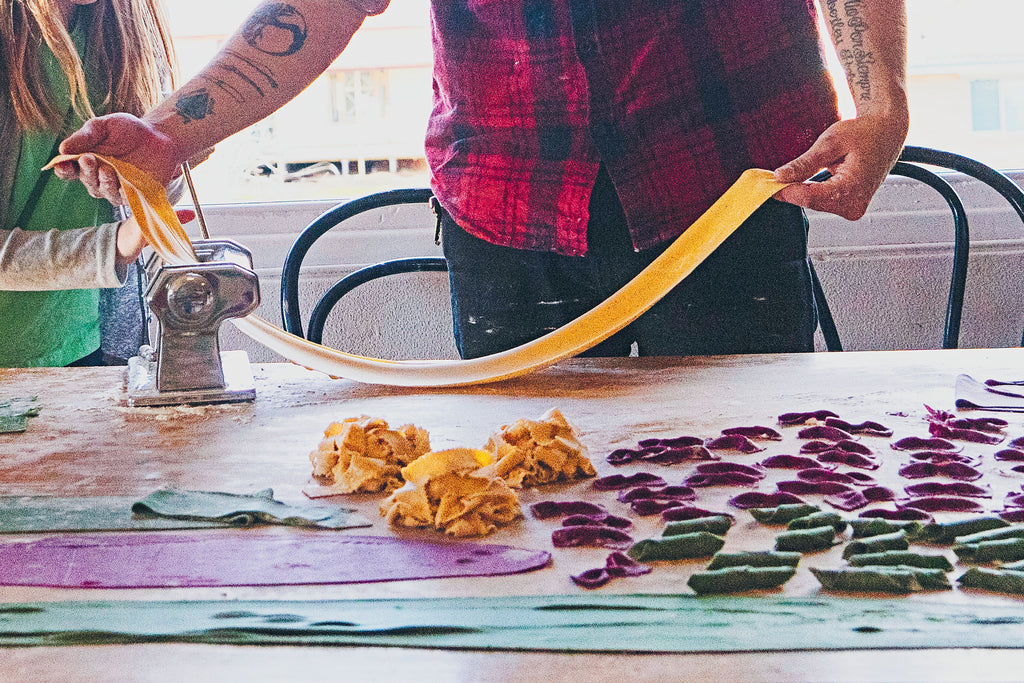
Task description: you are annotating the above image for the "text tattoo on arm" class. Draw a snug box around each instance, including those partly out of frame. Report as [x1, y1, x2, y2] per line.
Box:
[824, 0, 874, 103]
[243, 3, 308, 57]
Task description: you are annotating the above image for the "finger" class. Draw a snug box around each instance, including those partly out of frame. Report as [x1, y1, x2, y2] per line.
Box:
[52, 160, 80, 181]
[774, 134, 844, 183]
[780, 176, 870, 221]
[97, 164, 125, 205]
[77, 154, 103, 198]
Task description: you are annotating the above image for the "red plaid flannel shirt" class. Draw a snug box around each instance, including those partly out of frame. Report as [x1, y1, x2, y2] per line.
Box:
[423, 0, 839, 256]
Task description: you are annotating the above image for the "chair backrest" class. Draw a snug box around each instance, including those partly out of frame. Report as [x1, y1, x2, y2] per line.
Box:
[280, 188, 447, 345]
[811, 146, 1024, 352]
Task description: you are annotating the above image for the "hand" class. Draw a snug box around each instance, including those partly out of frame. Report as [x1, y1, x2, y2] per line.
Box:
[55, 113, 184, 204]
[773, 112, 909, 221]
[115, 209, 196, 267]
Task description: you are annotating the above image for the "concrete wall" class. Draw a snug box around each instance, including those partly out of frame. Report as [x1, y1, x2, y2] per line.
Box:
[185, 171, 1024, 363]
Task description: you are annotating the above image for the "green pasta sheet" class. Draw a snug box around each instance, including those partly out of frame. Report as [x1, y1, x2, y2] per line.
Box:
[958, 567, 1024, 595]
[662, 516, 732, 538]
[914, 517, 1009, 545]
[706, 550, 802, 570]
[848, 519, 923, 539]
[774, 525, 836, 553]
[687, 566, 796, 594]
[0, 397, 38, 434]
[4, 595, 1024, 652]
[131, 488, 371, 530]
[628, 531, 725, 562]
[953, 538, 1024, 564]
[0, 496, 231, 533]
[811, 566, 951, 594]
[846, 551, 954, 572]
[842, 531, 909, 559]
[749, 504, 821, 525]
[955, 525, 1024, 546]
[787, 512, 847, 533]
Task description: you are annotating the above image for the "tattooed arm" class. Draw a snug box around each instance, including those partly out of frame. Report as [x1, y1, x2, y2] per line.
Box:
[774, 0, 909, 221]
[58, 0, 386, 198]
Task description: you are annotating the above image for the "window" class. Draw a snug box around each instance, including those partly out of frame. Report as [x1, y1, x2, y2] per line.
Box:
[330, 70, 388, 124]
[972, 80, 1001, 132]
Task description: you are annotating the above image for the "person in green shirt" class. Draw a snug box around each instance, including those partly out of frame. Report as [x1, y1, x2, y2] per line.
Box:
[0, 0, 179, 367]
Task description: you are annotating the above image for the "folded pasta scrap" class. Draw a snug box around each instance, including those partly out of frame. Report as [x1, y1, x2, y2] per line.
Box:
[380, 448, 522, 537]
[486, 408, 596, 488]
[309, 416, 431, 494]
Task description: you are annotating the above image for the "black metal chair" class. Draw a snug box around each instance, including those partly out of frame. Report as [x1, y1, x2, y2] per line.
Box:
[809, 145, 1024, 352]
[280, 188, 447, 345]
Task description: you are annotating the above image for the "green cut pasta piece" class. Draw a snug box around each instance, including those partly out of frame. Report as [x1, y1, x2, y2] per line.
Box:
[774, 525, 836, 553]
[749, 504, 821, 525]
[914, 517, 1010, 545]
[846, 551, 954, 571]
[958, 566, 1024, 595]
[706, 550, 802, 570]
[953, 538, 1024, 564]
[848, 518, 923, 539]
[999, 558, 1024, 570]
[627, 531, 725, 562]
[955, 525, 1024, 546]
[811, 566, 950, 594]
[787, 512, 847, 533]
[687, 565, 796, 594]
[842, 530, 909, 559]
[662, 516, 733, 538]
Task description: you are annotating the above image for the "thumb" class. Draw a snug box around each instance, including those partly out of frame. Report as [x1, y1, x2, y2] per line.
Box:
[775, 136, 841, 183]
[59, 117, 109, 155]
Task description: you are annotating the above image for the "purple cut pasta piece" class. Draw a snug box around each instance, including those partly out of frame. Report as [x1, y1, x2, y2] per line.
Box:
[607, 449, 638, 465]
[903, 482, 991, 499]
[897, 496, 985, 513]
[1007, 465, 1024, 476]
[995, 449, 1024, 462]
[845, 471, 879, 485]
[661, 506, 735, 522]
[685, 472, 763, 488]
[552, 526, 633, 550]
[605, 551, 652, 576]
[720, 425, 783, 441]
[693, 461, 766, 478]
[1010, 436, 1024, 449]
[641, 445, 719, 465]
[570, 567, 613, 589]
[797, 425, 855, 441]
[638, 435, 704, 448]
[929, 421, 1005, 445]
[703, 434, 766, 453]
[728, 491, 807, 510]
[862, 486, 896, 502]
[759, 454, 821, 470]
[944, 417, 1008, 434]
[777, 480, 855, 496]
[778, 410, 840, 426]
[908, 450, 976, 464]
[1000, 509, 1024, 524]
[801, 439, 874, 456]
[859, 507, 934, 522]
[1005, 493, 1024, 509]
[824, 489, 869, 511]
[891, 436, 959, 452]
[561, 514, 634, 530]
[592, 473, 667, 491]
[898, 462, 983, 482]
[617, 485, 696, 503]
[530, 500, 608, 520]
[796, 468, 861, 485]
[824, 417, 894, 437]
[630, 498, 687, 516]
[815, 450, 881, 471]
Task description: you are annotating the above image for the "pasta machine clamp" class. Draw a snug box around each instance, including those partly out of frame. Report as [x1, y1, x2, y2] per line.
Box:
[126, 239, 260, 406]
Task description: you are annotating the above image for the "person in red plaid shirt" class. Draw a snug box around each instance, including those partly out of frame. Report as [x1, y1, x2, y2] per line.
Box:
[59, 0, 908, 359]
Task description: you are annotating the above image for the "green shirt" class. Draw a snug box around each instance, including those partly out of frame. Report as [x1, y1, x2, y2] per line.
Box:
[0, 19, 113, 367]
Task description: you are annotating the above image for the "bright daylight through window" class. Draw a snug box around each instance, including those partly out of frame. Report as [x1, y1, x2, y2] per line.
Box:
[166, 0, 1024, 205]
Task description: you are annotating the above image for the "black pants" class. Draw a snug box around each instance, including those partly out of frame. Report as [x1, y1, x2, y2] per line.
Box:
[442, 168, 817, 359]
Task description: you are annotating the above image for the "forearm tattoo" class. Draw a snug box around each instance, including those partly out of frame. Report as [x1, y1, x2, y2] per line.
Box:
[173, 4, 296, 122]
[824, 0, 874, 103]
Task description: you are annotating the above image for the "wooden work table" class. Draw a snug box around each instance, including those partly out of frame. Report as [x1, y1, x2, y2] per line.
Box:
[3, 348, 1024, 681]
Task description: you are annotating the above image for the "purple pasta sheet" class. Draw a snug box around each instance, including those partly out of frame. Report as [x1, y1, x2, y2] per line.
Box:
[693, 461, 765, 478]
[891, 436, 959, 452]
[824, 417, 894, 437]
[903, 482, 990, 498]
[929, 421, 1005, 445]
[552, 526, 634, 550]
[824, 489, 870, 511]
[797, 425, 855, 442]
[995, 449, 1024, 462]
[728, 491, 807, 510]
[561, 514, 633, 530]
[859, 507, 934, 522]
[685, 472, 763, 488]
[703, 434, 766, 453]
[531, 501, 608, 520]
[720, 425, 783, 441]
[661, 506, 735, 522]
[778, 410, 839, 426]
[570, 551, 652, 589]
[759, 454, 821, 470]
[897, 496, 985, 513]
[898, 462, 983, 482]
[630, 499, 687, 516]
[617, 485, 696, 503]
[592, 473, 667, 491]
[815, 450, 881, 470]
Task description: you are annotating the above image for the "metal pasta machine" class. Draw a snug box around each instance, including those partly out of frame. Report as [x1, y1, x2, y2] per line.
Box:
[126, 239, 260, 407]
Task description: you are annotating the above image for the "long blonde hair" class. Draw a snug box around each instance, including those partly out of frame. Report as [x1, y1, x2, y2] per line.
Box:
[1, 0, 177, 132]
